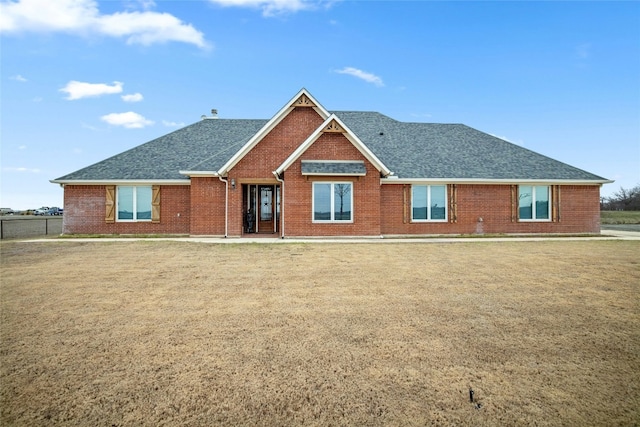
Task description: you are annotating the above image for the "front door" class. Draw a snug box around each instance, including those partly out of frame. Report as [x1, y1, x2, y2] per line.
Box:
[258, 185, 274, 233]
[243, 184, 279, 234]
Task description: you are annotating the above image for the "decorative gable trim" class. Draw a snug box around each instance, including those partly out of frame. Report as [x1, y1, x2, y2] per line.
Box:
[323, 119, 344, 133]
[293, 93, 317, 108]
[217, 88, 330, 176]
[276, 114, 392, 177]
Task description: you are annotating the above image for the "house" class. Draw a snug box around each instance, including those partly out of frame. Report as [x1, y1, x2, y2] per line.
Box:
[52, 88, 611, 238]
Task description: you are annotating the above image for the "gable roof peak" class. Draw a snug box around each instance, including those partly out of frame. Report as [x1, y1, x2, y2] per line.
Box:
[216, 88, 330, 175]
[293, 92, 317, 108]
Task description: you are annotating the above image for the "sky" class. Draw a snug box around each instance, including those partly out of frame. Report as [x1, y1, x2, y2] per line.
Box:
[1, 0, 639, 210]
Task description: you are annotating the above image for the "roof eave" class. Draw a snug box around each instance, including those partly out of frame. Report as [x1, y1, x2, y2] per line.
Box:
[381, 177, 614, 185]
[179, 170, 219, 177]
[50, 179, 191, 185]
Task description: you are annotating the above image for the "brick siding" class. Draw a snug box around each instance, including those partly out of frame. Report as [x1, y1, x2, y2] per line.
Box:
[62, 185, 190, 235]
[380, 184, 601, 235]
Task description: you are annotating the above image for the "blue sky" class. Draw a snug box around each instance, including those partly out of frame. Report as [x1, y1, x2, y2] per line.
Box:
[1, 0, 638, 210]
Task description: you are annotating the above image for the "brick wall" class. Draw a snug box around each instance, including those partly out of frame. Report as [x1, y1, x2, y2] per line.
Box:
[226, 107, 325, 236]
[283, 133, 382, 237]
[62, 185, 190, 235]
[380, 184, 601, 235]
[190, 177, 226, 236]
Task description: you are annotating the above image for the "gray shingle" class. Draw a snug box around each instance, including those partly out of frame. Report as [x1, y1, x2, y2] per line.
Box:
[334, 111, 607, 181]
[301, 161, 366, 175]
[54, 119, 267, 181]
[55, 110, 607, 182]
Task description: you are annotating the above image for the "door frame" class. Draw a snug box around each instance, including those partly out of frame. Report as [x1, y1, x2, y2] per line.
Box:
[243, 183, 280, 234]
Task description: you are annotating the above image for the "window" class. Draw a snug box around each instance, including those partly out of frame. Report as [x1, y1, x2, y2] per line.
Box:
[117, 186, 152, 221]
[518, 185, 550, 221]
[313, 182, 352, 222]
[412, 185, 447, 221]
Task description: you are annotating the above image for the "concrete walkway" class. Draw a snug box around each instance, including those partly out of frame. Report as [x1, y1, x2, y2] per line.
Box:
[21, 229, 640, 244]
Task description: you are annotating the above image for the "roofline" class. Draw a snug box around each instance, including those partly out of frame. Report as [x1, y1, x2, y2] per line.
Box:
[217, 88, 331, 176]
[50, 179, 191, 185]
[381, 178, 614, 185]
[276, 114, 392, 176]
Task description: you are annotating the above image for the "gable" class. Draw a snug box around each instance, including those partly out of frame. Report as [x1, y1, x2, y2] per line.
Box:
[228, 107, 326, 178]
[215, 88, 330, 176]
[275, 114, 392, 177]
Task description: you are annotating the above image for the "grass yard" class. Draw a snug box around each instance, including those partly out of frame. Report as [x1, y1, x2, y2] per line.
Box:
[1, 240, 639, 426]
[601, 210, 640, 224]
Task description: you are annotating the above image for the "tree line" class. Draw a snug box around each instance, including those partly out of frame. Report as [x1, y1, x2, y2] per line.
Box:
[601, 184, 640, 211]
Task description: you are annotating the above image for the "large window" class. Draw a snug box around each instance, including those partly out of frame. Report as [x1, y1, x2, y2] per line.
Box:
[117, 186, 152, 221]
[313, 182, 352, 222]
[519, 185, 550, 221]
[412, 185, 447, 221]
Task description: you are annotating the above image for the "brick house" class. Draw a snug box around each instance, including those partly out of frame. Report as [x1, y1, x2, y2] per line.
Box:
[52, 88, 611, 237]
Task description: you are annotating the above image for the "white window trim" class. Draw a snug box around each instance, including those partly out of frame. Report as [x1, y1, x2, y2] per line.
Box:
[411, 185, 448, 222]
[519, 185, 551, 222]
[312, 182, 354, 223]
[116, 186, 152, 222]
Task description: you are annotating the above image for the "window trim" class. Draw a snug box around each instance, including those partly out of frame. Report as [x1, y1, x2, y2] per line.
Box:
[116, 185, 153, 222]
[312, 181, 354, 223]
[411, 184, 448, 222]
[518, 185, 551, 222]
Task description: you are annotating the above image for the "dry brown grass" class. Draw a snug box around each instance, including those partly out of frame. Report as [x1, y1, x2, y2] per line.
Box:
[1, 240, 639, 426]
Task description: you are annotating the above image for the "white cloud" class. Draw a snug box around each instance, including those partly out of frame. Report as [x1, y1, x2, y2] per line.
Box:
[60, 80, 123, 100]
[10, 74, 27, 82]
[101, 111, 154, 128]
[0, 0, 209, 49]
[335, 67, 384, 87]
[18, 145, 27, 150]
[121, 92, 143, 102]
[162, 120, 185, 127]
[209, 0, 318, 16]
[3, 166, 41, 174]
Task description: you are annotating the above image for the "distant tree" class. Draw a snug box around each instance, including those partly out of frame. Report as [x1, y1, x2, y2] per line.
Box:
[602, 184, 640, 211]
[335, 184, 351, 219]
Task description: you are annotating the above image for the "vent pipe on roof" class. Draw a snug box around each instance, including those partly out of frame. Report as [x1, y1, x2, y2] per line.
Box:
[201, 109, 219, 120]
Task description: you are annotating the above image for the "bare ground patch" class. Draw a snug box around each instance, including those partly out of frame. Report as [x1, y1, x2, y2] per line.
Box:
[1, 240, 639, 426]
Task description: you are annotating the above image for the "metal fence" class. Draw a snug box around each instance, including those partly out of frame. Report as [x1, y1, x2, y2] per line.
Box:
[0, 217, 63, 240]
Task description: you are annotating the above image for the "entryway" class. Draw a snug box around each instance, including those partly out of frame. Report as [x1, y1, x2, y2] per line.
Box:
[242, 184, 280, 234]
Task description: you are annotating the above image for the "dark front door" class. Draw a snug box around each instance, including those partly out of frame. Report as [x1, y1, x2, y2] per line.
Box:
[258, 185, 274, 233]
[243, 184, 279, 234]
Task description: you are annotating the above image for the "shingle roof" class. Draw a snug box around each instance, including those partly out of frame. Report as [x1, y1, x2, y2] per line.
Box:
[301, 161, 366, 176]
[54, 111, 607, 182]
[54, 118, 267, 181]
[334, 111, 607, 181]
